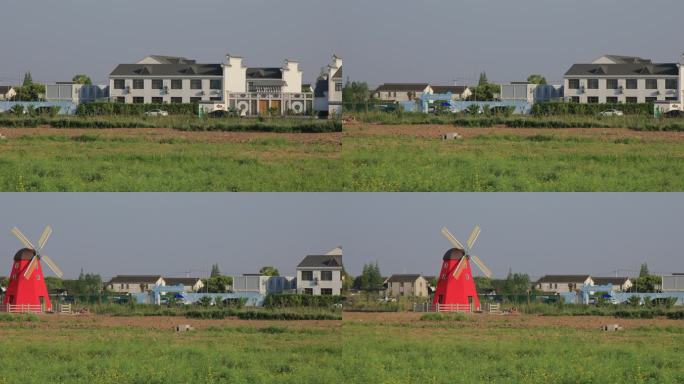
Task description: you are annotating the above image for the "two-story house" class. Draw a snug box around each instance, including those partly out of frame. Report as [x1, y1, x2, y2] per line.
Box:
[313, 55, 343, 118]
[373, 83, 432, 102]
[106, 275, 165, 294]
[296, 247, 343, 296]
[591, 277, 633, 292]
[232, 274, 296, 295]
[163, 277, 204, 293]
[535, 275, 594, 293]
[384, 274, 429, 297]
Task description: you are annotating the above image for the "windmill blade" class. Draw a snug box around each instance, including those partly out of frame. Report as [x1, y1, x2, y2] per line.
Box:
[12, 227, 36, 250]
[441, 227, 464, 250]
[452, 258, 466, 279]
[23, 255, 39, 279]
[470, 254, 492, 278]
[41, 254, 64, 278]
[38, 226, 53, 250]
[467, 225, 481, 250]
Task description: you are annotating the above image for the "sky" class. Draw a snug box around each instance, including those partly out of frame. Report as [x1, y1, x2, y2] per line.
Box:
[0, 193, 682, 280]
[1, 0, 683, 87]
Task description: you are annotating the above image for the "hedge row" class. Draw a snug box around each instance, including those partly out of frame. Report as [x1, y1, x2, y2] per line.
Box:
[76, 102, 197, 116]
[263, 294, 343, 309]
[185, 310, 236, 319]
[531, 102, 653, 116]
[174, 119, 342, 133]
[236, 311, 341, 320]
[0, 118, 156, 128]
[666, 311, 684, 320]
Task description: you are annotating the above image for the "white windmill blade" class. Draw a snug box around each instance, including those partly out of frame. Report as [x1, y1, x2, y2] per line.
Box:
[470, 254, 492, 278]
[23, 255, 39, 279]
[41, 254, 64, 278]
[452, 257, 466, 279]
[466, 225, 481, 250]
[441, 227, 464, 250]
[38, 225, 53, 250]
[12, 227, 36, 250]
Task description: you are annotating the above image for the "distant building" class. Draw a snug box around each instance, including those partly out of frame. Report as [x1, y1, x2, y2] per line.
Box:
[535, 275, 594, 293]
[163, 277, 204, 292]
[106, 275, 165, 293]
[232, 274, 296, 295]
[45, 82, 108, 104]
[430, 85, 472, 101]
[373, 83, 432, 102]
[500, 82, 563, 103]
[314, 55, 343, 118]
[591, 277, 633, 292]
[563, 54, 683, 104]
[296, 247, 343, 296]
[384, 274, 429, 297]
[0, 86, 17, 101]
[662, 274, 684, 292]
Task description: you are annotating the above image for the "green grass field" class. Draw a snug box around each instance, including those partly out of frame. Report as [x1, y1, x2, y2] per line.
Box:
[342, 313, 684, 383]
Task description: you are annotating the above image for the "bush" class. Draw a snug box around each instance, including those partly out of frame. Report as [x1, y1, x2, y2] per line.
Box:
[236, 311, 341, 321]
[9, 105, 25, 116]
[531, 102, 653, 116]
[174, 119, 342, 133]
[76, 102, 197, 116]
[420, 312, 468, 322]
[666, 311, 684, 320]
[263, 294, 343, 309]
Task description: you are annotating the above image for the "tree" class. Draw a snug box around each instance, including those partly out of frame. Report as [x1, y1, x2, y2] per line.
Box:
[639, 263, 650, 277]
[341, 268, 354, 292]
[474, 276, 493, 294]
[352, 262, 383, 292]
[342, 80, 370, 103]
[203, 275, 233, 293]
[210, 263, 221, 278]
[259, 266, 280, 276]
[467, 72, 500, 102]
[72, 74, 92, 85]
[526, 74, 547, 85]
[478, 72, 489, 86]
[23, 72, 33, 87]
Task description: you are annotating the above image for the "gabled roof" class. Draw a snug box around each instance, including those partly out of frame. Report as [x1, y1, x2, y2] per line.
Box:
[108, 275, 163, 284]
[564, 63, 677, 77]
[297, 255, 343, 269]
[592, 277, 631, 285]
[137, 55, 197, 65]
[375, 83, 429, 92]
[332, 67, 342, 79]
[164, 277, 202, 286]
[430, 85, 469, 94]
[386, 274, 424, 283]
[593, 55, 651, 65]
[110, 64, 222, 77]
[246, 67, 282, 79]
[0, 86, 15, 94]
[537, 275, 591, 283]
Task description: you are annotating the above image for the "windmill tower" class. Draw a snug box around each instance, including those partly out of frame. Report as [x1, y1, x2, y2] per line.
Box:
[433, 225, 492, 312]
[3, 226, 63, 313]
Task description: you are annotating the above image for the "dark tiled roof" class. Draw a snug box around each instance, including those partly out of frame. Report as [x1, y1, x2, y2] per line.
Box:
[564, 63, 677, 77]
[386, 274, 423, 283]
[164, 277, 202, 286]
[246, 67, 282, 79]
[0, 86, 15, 93]
[592, 277, 631, 285]
[599, 55, 650, 64]
[297, 255, 343, 269]
[375, 83, 429, 92]
[537, 275, 591, 283]
[110, 64, 222, 77]
[144, 55, 196, 64]
[332, 67, 342, 79]
[431, 85, 469, 94]
[108, 275, 162, 284]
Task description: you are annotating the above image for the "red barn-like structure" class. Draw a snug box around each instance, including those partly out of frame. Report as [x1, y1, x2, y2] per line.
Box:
[3, 248, 52, 312]
[432, 226, 492, 312]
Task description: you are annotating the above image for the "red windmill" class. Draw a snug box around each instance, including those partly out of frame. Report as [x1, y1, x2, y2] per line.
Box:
[3, 226, 63, 313]
[433, 225, 492, 312]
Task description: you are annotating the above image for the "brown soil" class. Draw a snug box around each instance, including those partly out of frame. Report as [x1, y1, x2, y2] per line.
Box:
[343, 122, 684, 142]
[343, 311, 684, 330]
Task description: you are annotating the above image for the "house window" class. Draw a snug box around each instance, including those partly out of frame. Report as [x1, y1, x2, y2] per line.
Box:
[151, 97, 163, 104]
[171, 97, 183, 104]
[190, 97, 201, 103]
[114, 79, 125, 89]
[606, 79, 618, 89]
[321, 271, 333, 281]
[665, 79, 677, 90]
[116, 97, 125, 103]
[570, 96, 580, 103]
[606, 97, 618, 103]
[645, 79, 657, 89]
[303, 288, 313, 295]
[190, 79, 202, 89]
[210, 79, 221, 90]
[335, 82, 342, 92]
[568, 79, 580, 89]
[625, 79, 637, 89]
[132, 97, 144, 104]
[210, 97, 222, 101]
[151, 79, 163, 90]
[132, 79, 144, 89]
[171, 79, 183, 89]
[587, 79, 599, 89]
[587, 96, 599, 103]
[626, 97, 638, 104]
[321, 288, 333, 296]
[301, 271, 313, 281]
[666, 96, 677, 101]
[645, 97, 657, 103]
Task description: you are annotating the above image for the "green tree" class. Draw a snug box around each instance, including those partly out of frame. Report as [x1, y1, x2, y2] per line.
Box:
[203, 275, 232, 293]
[474, 276, 493, 294]
[639, 263, 650, 277]
[478, 72, 489, 86]
[0, 277, 8, 288]
[259, 266, 280, 276]
[352, 262, 383, 292]
[341, 268, 354, 292]
[72, 74, 92, 85]
[45, 277, 64, 292]
[210, 263, 221, 278]
[526, 74, 547, 85]
[23, 72, 33, 87]
[342, 80, 370, 103]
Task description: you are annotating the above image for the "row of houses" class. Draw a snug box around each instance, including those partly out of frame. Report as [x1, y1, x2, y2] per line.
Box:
[372, 53, 684, 107]
[105, 247, 344, 297]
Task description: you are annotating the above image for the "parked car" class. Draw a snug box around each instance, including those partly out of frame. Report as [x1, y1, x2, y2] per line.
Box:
[144, 109, 169, 117]
[663, 110, 683, 118]
[599, 109, 624, 117]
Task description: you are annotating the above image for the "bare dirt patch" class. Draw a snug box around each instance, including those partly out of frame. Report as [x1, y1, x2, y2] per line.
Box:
[344, 122, 684, 142]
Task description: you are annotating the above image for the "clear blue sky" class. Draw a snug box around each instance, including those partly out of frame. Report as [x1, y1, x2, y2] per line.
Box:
[0, 193, 681, 280]
[1, 0, 682, 87]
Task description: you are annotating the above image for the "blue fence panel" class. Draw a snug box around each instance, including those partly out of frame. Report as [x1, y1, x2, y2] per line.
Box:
[0, 101, 77, 115]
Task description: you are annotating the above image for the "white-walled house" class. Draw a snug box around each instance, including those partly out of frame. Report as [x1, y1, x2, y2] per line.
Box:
[535, 275, 594, 293]
[313, 55, 343, 118]
[563, 54, 683, 104]
[384, 274, 429, 297]
[373, 83, 432, 102]
[0, 86, 17, 101]
[45, 82, 108, 104]
[592, 277, 633, 292]
[106, 275, 165, 294]
[164, 277, 204, 292]
[232, 274, 296, 295]
[296, 247, 343, 296]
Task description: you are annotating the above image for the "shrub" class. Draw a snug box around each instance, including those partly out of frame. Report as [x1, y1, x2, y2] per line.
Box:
[236, 311, 341, 320]
[666, 311, 684, 320]
[263, 294, 343, 309]
[531, 102, 653, 116]
[76, 102, 197, 116]
[420, 312, 468, 322]
[9, 105, 25, 116]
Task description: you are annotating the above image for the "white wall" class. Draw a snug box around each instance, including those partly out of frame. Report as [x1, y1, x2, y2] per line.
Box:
[223, 55, 246, 93]
[282, 60, 302, 93]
